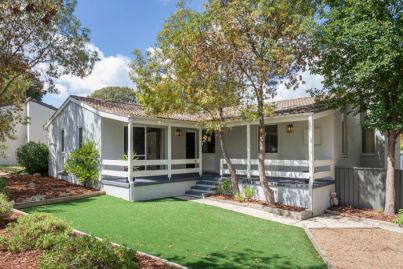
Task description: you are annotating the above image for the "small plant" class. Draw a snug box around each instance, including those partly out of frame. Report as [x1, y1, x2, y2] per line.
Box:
[3, 213, 71, 252]
[39, 235, 138, 269]
[218, 179, 233, 195]
[16, 142, 49, 174]
[394, 209, 403, 226]
[243, 187, 255, 201]
[0, 193, 13, 220]
[64, 141, 100, 187]
[0, 177, 9, 197]
[234, 192, 244, 202]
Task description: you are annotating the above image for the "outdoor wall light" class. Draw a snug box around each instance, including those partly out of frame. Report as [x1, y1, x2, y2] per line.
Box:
[287, 124, 294, 133]
[175, 128, 182, 137]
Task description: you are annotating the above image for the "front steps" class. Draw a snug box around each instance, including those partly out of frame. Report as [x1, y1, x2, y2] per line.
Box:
[185, 174, 221, 198]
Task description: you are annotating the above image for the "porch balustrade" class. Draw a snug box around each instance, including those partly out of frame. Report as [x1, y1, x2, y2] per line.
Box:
[219, 158, 335, 181]
[101, 158, 200, 180]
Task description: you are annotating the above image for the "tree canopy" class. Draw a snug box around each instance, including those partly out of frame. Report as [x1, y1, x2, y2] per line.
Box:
[0, 0, 98, 142]
[309, 0, 402, 214]
[88, 87, 136, 103]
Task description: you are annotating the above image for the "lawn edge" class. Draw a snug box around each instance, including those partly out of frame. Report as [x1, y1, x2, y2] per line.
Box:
[303, 225, 333, 269]
[12, 208, 188, 269]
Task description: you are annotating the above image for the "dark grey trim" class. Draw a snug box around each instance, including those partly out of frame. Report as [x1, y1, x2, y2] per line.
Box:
[238, 177, 334, 189]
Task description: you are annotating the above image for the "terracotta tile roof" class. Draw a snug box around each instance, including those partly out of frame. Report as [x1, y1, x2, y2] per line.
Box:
[71, 95, 324, 122]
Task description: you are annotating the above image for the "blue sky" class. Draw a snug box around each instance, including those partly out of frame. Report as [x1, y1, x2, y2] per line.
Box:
[43, 0, 318, 108]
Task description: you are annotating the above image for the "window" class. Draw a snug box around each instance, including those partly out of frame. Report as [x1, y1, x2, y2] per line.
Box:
[265, 125, 278, 153]
[362, 128, 375, 154]
[124, 126, 146, 159]
[202, 131, 215, 153]
[341, 119, 347, 155]
[61, 130, 65, 153]
[78, 127, 83, 148]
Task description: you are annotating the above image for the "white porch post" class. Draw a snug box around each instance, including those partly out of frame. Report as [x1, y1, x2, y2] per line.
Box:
[308, 115, 315, 210]
[127, 117, 134, 201]
[167, 125, 172, 179]
[199, 128, 203, 177]
[247, 124, 251, 179]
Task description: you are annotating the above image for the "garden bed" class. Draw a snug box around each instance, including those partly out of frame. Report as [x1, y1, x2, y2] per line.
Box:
[209, 194, 312, 220]
[309, 228, 403, 269]
[327, 206, 397, 223]
[0, 211, 179, 269]
[3, 174, 99, 203]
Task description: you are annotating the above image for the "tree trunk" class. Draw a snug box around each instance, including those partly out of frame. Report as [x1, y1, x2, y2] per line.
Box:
[257, 98, 275, 205]
[384, 131, 397, 215]
[218, 128, 240, 195]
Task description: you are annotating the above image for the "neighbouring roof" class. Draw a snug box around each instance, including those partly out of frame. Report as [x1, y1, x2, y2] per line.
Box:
[26, 98, 58, 111]
[70, 95, 325, 122]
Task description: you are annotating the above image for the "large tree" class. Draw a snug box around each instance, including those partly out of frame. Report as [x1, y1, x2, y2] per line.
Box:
[204, 0, 314, 204]
[0, 0, 98, 142]
[89, 87, 136, 103]
[310, 0, 403, 214]
[131, 4, 242, 194]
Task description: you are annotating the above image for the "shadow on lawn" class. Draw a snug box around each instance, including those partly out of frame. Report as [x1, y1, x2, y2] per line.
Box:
[23, 197, 100, 214]
[168, 248, 325, 269]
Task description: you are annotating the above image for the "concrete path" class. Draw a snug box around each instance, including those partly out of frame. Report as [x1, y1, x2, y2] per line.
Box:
[177, 195, 403, 233]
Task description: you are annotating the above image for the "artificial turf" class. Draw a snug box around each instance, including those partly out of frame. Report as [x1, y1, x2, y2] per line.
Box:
[25, 195, 325, 269]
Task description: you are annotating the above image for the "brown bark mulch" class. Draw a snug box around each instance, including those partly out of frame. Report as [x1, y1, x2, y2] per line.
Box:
[0, 212, 176, 269]
[3, 175, 98, 203]
[310, 228, 403, 269]
[211, 194, 307, 212]
[328, 206, 397, 223]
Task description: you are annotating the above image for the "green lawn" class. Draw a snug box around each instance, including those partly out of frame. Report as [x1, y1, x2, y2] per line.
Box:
[25, 196, 325, 269]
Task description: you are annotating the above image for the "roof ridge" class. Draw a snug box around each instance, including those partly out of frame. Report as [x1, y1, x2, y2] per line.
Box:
[71, 95, 141, 107]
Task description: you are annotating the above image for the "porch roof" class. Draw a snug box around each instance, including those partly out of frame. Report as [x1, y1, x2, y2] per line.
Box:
[70, 95, 327, 122]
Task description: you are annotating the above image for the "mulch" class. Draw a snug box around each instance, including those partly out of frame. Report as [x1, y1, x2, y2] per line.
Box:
[310, 228, 403, 269]
[3, 175, 98, 203]
[211, 194, 307, 212]
[0, 212, 176, 269]
[328, 206, 397, 223]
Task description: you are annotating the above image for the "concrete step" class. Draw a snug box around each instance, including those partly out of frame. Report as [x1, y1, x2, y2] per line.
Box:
[196, 180, 219, 186]
[191, 185, 217, 192]
[185, 190, 212, 198]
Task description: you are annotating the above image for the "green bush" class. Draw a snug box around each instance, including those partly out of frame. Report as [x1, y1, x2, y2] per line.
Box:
[16, 142, 48, 174]
[243, 186, 255, 201]
[234, 192, 244, 202]
[218, 179, 233, 195]
[64, 141, 100, 187]
[40, 235, 137, 269]
[0, 193, 13, 220]
[0, 177, 9, 197]
[4, 213, 71, 252]
[394, 209, 403, 226]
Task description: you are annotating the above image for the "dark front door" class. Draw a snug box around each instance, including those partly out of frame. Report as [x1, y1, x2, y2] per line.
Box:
[186, 132, 196, 168]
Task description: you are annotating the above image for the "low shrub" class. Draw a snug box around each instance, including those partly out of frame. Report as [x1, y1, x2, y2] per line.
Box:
[64, 141, 100, 187]
[234, 192, 244, 202]
[0, 177, 9, 197]
[16, 142, 48, 174]
[243, 187, 255, 201]
[394, 209, 403, 226]
[218, 179, 233, 195]
[0, 193, 13, 220]
[4, 213, 71, 252]
[40, 235, 137, 269]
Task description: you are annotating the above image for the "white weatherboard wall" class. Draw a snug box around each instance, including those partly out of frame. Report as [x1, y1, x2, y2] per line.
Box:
[203, 114, 336, 174]
[48, 101, 101, 180]
[0, 100, 55, 165]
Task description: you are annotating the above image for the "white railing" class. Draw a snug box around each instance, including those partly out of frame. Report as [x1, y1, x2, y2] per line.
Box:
[101, 158, 200, 180]
[220, 158, 335, 180]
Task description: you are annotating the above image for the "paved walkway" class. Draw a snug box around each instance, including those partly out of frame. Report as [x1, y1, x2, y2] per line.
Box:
[177, 195, 403, 233]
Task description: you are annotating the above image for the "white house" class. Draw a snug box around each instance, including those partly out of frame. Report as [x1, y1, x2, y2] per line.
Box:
[0, 98, 57, 165]
[44, 95, 401, 216]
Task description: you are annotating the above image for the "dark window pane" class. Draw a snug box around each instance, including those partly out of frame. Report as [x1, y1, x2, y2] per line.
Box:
[362, 128, 375, 153]
[78, 128, 83, 148]
[124, 127, 146, 157]
[61, 130, 65, 152]
[265, 125, 278, 153]
[202, 130, 215, 153]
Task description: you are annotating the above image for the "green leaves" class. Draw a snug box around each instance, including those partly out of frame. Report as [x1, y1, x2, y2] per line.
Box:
[309, 0, 403, 133]
[64, 141, 100, 187]
[89, 87, 136, 103]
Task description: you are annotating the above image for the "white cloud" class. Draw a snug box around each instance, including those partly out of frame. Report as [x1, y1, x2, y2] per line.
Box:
[274, 70, 323, 101]
[44, 44, 135, 106]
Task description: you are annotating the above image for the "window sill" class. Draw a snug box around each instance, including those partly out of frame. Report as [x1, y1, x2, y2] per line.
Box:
[340, 154, 348, 158]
